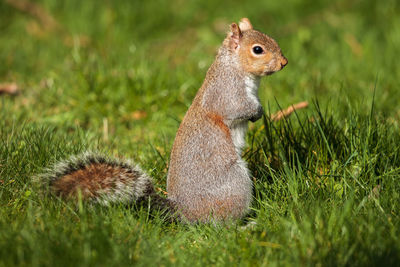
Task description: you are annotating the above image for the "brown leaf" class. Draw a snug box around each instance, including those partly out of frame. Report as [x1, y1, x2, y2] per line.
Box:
[0, 83, 19, 95]
[156, 187, 168, 195]
[131, 110, 148, 120]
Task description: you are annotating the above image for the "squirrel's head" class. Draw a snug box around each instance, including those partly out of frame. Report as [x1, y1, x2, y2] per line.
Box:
[226, 18, 288, 77]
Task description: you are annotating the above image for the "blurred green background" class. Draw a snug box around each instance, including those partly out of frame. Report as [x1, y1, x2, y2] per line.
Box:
[1, 0, 400, 266]
[1, 0, 399, 143]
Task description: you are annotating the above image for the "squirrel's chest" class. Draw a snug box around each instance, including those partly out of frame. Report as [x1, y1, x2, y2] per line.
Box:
[244, 75, 261, 105]
[228, 76, 260, 154]
[230, 121, 248, 155]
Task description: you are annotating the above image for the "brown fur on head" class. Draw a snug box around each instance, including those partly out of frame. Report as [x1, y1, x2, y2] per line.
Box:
[226, 18, 288, 76]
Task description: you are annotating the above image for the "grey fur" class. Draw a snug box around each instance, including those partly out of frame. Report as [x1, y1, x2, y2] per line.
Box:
[166, 19, 287, 222]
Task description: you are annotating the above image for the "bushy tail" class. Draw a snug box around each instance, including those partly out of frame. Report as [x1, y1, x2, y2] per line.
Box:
[36, 151, 173, 211]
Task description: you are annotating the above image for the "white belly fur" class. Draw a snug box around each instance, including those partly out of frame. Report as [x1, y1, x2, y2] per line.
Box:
[244, 75, 261, 106]
[230, 121, 248, 156]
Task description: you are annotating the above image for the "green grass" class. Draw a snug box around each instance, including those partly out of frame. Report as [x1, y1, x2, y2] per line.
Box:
[1, 0, 400, 266]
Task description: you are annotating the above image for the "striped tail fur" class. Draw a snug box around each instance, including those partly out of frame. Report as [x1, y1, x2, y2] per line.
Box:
[36, 152, 173, 211]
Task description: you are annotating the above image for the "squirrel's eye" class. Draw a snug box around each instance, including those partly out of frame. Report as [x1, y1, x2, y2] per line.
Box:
[252, 46, 264, 54]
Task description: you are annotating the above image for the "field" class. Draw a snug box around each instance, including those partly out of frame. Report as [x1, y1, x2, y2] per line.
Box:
[1, 0, 400, 266]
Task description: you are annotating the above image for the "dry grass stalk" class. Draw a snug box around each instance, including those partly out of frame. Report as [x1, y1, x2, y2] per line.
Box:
[271, 101, 309, 121]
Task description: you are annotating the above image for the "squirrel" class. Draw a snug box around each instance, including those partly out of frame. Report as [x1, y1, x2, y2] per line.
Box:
[37, 18, 288, 223]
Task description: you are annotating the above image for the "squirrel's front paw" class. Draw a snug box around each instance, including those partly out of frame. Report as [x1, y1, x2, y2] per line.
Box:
[249, 106, 263, 122]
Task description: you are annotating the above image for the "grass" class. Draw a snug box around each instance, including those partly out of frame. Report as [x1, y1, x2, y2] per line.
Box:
[1, 0, 400, 266]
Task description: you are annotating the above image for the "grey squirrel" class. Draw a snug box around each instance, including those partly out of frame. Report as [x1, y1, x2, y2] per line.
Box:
[37, 18, 287, 223]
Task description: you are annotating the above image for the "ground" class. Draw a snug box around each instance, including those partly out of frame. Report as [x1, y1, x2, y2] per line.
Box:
[1, 0, 400, 266]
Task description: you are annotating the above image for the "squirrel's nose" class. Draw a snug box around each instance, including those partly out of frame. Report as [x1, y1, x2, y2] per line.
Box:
[280, 56, 288, 68]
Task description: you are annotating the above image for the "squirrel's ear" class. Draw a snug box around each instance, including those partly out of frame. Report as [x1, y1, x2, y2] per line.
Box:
[239, 18, 253, 31]
[228, 23, 242, 50]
